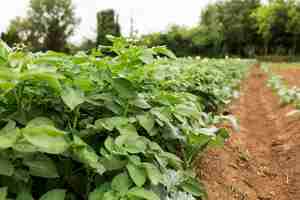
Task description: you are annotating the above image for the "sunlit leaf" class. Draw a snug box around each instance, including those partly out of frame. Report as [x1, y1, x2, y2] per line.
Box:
[126, 162, 147, 187]
[61, 86, 85, 110]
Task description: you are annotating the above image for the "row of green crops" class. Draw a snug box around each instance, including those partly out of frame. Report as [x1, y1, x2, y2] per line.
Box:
[263, 64, 300, 107]
[0, 37, 253, 200]
[263, 64, 300, 117]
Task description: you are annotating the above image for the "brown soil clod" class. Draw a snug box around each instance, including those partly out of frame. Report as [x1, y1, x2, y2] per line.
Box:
[196, 66, 300, 200]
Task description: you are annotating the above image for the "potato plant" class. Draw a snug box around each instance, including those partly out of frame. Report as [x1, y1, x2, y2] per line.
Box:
[0, 37, 252, 200]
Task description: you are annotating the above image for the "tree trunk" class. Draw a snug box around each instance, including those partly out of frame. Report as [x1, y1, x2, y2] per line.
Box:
[293, 35, 297, 56]
[264, 41, 269, 55]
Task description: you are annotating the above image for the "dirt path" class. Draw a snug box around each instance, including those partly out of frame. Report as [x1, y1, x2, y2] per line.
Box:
[196, 66, 300, 200]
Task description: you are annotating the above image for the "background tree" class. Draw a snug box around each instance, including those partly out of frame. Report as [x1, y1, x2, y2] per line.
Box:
[200, 3, 225, 56]
[201, 0, 261, 56]
[286, 0, 300, 54]
[251, 5, 272, 54]
[96, 9, 121, 45]
[0, 17, 27, 47]
[252, 0, 291, 55]
[26, 0, 79, 52]
[1, 0, 79, 52]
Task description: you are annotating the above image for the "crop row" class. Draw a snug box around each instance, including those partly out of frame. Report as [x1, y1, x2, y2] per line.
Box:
[0, 37, 253, 200]
[263, 64, 300, 107]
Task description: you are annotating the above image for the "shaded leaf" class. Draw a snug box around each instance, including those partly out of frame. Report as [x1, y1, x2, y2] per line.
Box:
[181, 178, 207, 197]
[127, 187, 160, 200]
[23, 155, 59, 178]
[72, 136, 106, 174]
[39, 189, 66, 200]
[113, 78, 136, 99]
[88, 183, 110, 200]
[16, 190, 34, 200]
[0, 158, 14, 176]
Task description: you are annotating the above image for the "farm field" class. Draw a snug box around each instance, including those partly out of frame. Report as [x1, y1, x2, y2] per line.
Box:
[2, 0, 300, 199]
[1, 37, 300, 199]
[198, 64, 300, 200]
[2, 34, 300, 199]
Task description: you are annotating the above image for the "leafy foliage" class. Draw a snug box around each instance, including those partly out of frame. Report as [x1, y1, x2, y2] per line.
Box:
[264, 63, 300, 106]
[96, 9, 121, 46]
[0, 37, 252, 199]
[0, 0, 79, 52]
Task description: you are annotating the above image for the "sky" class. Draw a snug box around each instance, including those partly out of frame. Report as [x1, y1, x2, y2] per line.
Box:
[0, 0, 215, 43]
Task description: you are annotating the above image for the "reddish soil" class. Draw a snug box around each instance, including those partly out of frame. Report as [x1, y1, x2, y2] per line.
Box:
[275, 68, 300, 86]
[196, 65, 300, 200]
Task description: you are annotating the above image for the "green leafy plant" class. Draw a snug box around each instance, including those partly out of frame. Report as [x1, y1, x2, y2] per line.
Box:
[0, 38, 252, 199]
[265, 64, 300, 106]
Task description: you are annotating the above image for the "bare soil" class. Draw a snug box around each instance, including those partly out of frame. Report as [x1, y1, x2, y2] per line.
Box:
[196, 65, 300, 200]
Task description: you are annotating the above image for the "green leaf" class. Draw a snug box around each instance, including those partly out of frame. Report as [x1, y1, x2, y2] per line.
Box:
[126, 162, 146, 187]
[13, 139, 39, 153]
[39, 189, 66, 200]
[99, 157, 127, 171]
[188, 134, 211, 146]
[23, 155, 59, 178]
[150, 108, 171, 124]
[22, 125, 69, 154]
[115, 135, 146, 154]
[0, 81, 16, 93]
[102, 191, 119, 200]
[104, 137, 115, 152]
[116, 124, 138, 135]
[143, 163, 162, 185]
[161, 152, 183, 169]
[72, 136, 106, 175]
[16, 190, 34, 200]
[152, 46, 176, 59]
[0, 120, 20, 149]
[111, 172, 132, 194]
[95, 117, 133, 133]
[0, 187, 7, 200]
[181, 178, 206, 197]
[13, 168, 30, 182]
[0, 68, 18, 81]
[137, 114, 155, 135]
[103, 137, 127, 156]
[127, 187, 160, 200]
[0, 40, 10, 61]
[0, 158, 14, 176]
[131, 96, 151, 109]
[20, 69, 63, 91]
[208, 129, 229, 148]
[88, 183, 110, 200]
[175, 104, 200, 118]
[26, 117, 55, 127]
[113, 78, 136, 99]
[140, 49, 155, 64]
[61, 86, 85, 110]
